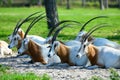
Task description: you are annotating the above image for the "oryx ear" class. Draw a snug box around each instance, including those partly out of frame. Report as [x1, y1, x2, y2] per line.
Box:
[24, 38, 30, 45]
[84, 39, 91, 46]
[85, 46, 89, 53]
[46, 36, 53, 44]
[54, 41, 60, 50]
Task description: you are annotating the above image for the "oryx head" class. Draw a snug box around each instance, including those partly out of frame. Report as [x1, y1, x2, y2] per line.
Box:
[75, 16, 108, 41]
[8, 12, 43, 49]
[76, 23, 109, 58]
[18, 13, 46, 55]
[48, 22, 80, 58]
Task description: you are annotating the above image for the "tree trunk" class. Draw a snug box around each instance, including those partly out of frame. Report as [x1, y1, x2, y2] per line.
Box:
[66, 0, 70, 9]
[37, 0, 41, 6]
[59, 0, 63, 5]
[104, 0, 108, 9]
[44, 0, 59, 29]
[82, 0, 86, 7]
[99, 0, 104, 10]
[118, 0, 120, 8]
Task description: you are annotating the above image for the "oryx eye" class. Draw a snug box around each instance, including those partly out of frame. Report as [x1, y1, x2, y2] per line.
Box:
[14, 38, 16, 40]
[54, 44, 57, 49]
[47, 45, 51, 48]
[83, 45, 86, 48]
[54, 44, 56, 48]
[23, 40, 26, 43]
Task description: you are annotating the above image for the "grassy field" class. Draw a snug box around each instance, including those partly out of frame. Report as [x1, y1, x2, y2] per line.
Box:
[0, 64, 51, 80]
[0, 7, 120, 43]
[0, 6, 120, 80]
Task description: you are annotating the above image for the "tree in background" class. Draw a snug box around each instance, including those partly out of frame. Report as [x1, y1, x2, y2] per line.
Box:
[99, 0, 109, 10]
[118, 0, 120, 8]
[44, 0, 59, 29]
[82, 0, 86, 7]
[66, 0, 70, 9]
[99, 0, 104, 10]
[104, 0, 108, 9]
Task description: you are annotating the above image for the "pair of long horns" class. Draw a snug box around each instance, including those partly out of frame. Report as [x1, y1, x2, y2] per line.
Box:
[51, 16, 108, 44]
[12, 12, 44, 36]
[79, 16, 108, 32]
[47, 20, 81, 37]
[82, 23, 110, 43]
[24, 13, 46, 38]
[77, 23, 110, 52]
[51, 22, 81, 44]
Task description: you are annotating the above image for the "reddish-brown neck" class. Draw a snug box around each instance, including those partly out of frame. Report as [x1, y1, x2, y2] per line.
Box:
[56, 43, 74, 66]
[86, 44, 103, 66]
[18, 31, 25, 39]
[28, 40, 47, 64]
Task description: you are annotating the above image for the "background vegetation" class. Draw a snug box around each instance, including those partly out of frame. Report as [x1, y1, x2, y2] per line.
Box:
[0, 7, 120, 43]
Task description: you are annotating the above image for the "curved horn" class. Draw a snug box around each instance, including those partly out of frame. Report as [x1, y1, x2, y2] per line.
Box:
[47, 20, 81, 37]
[12, 19, 22, 35]
[83, 23, 110, 42]
[24, 14, 46, 38]
[79, 16, 108, 32]
[14, 11, 44, 35]
[51, 23, 79, 44]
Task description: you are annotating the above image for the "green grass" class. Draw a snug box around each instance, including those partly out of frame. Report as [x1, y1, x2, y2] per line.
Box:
[89, 68, 120, 80]
[0, 7, 120, 79]
[0, 72, 51, 80]
[0, 7, 120, 43]
[0, 64, 51, 80]
[0, 64, 119, 80]
[0, 64, 10, 73]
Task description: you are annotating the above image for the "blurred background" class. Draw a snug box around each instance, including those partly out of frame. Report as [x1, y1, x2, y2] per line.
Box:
[0, 0, 120, 9]
[0, 0, 120, 43]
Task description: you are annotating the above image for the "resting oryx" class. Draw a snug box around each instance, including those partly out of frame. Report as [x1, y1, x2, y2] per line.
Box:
[48, 24, 90, 66]
[8, 12, 46, 50]
[17, 14, 61, 64]
[0, 40, 12, 57]
[18, 20, 82, 65]
[76, 24, 120, 69]
[75, 16, 120, 49]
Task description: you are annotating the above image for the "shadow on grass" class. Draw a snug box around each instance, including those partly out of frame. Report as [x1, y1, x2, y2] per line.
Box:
[107, 35, 120, 41]
[0, 34, 9, 42]
[0, 34, 9, 38]
[57, 34, 76, 40]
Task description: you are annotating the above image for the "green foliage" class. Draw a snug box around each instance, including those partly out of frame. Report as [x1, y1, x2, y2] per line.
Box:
[0, 72, 39, 80]
[40, 74, 52, 80]
[89, 68, 120, 80]
[0, 64, 51, 80]
[89, 76, 103, 80]
[0, 7, 120, 44]
[0, 72, 51, 80]
[109, 68, 120, 80]
[0, 64, 10, 73]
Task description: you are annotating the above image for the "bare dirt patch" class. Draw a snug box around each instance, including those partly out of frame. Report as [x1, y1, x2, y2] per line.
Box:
[0, 54, 120, 80]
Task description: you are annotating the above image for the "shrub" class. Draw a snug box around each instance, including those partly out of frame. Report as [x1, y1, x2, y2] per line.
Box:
[109, 68, 120, 80]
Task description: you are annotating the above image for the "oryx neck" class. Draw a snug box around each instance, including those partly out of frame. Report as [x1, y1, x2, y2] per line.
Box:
[18, 31, 25, 39]
[57, 43, 74, 66]
[86, 44, 103, 66]
[28, 40, 47, 64]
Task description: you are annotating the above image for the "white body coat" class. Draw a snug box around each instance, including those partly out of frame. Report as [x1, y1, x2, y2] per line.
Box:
[48, 41, 90, 66]
[77, 44, 120, 69]
[18, 38, 61, 65]
[0, 40, 12, 57]
[97, 46, 120, 68]
[75, 31, 120, 49]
